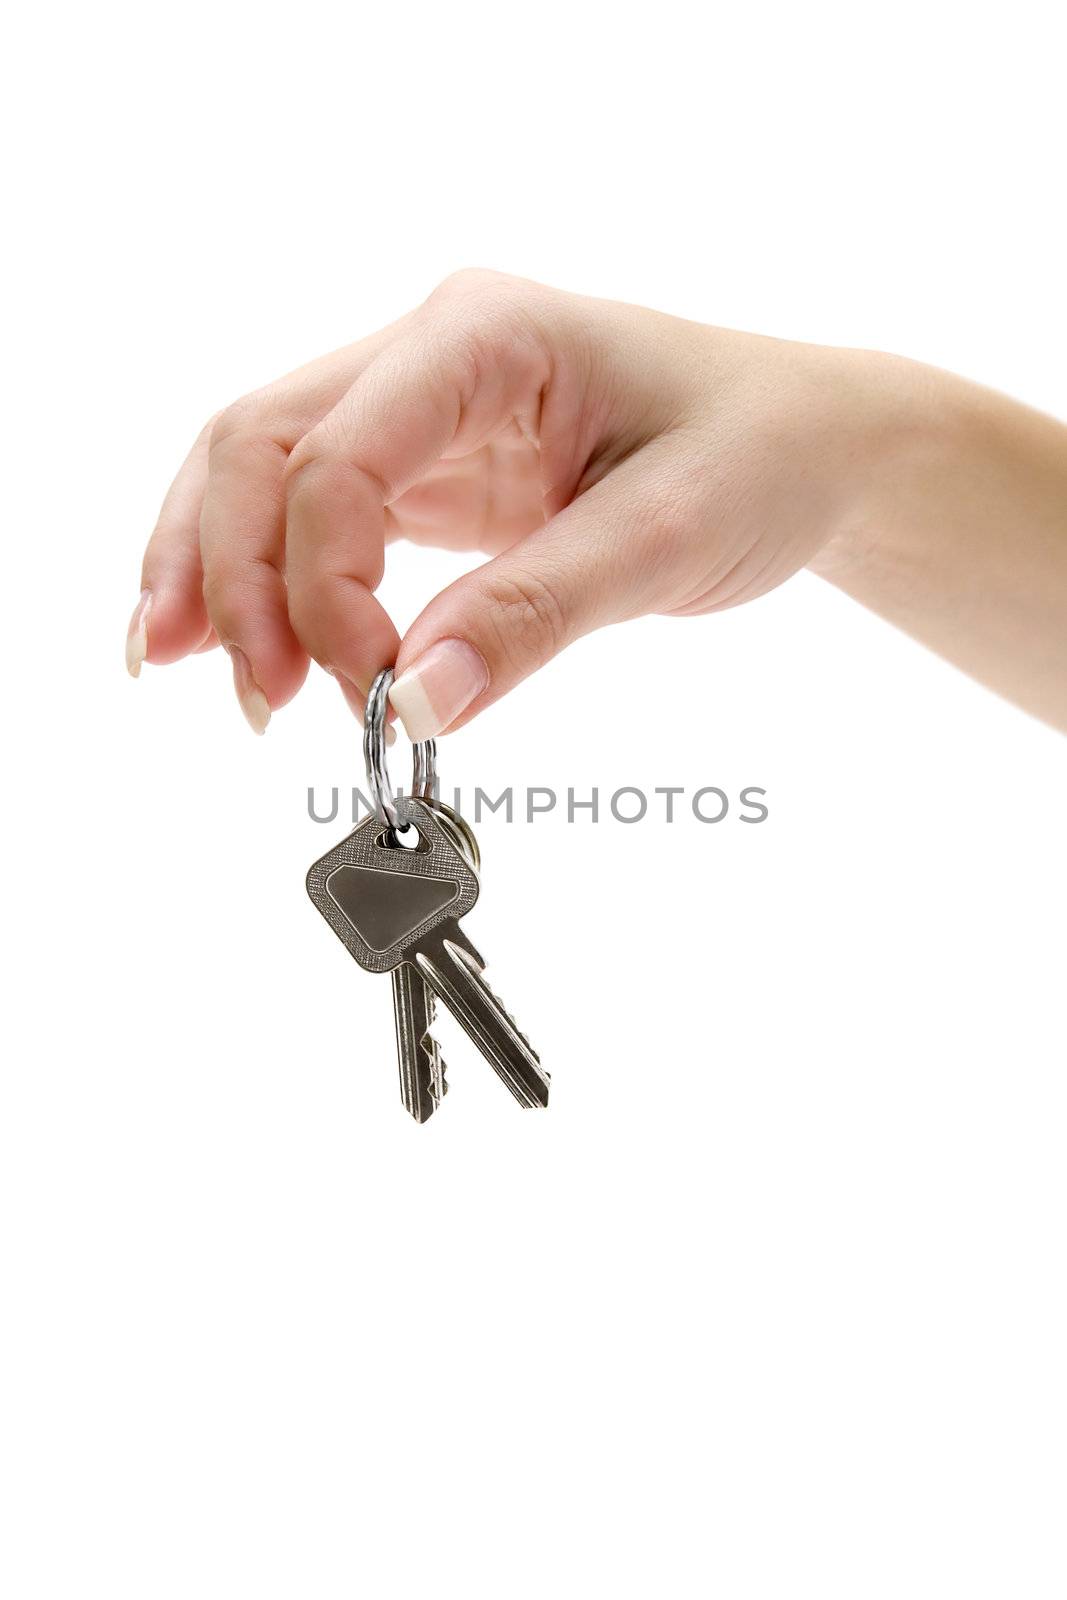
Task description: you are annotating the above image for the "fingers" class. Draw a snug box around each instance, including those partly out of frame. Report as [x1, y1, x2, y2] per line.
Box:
[130, 322, 410, 718]
[389, 444, 686, 739]
[283, 291, 551, 700]
[129, 419, 216, 675]
[131, 273, 587, 732]
[198, 404, 310, 729]
[282, 393, 400, 703]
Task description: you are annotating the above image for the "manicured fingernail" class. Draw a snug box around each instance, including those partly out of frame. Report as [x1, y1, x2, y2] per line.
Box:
[333, 671, 395, 743]
[126, 590, 152, 678]
[226, 645, 271, 735]
[389, 639, 488, 741]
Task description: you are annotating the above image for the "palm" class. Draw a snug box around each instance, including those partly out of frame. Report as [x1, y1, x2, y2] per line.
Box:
[385, 419, 545, 556]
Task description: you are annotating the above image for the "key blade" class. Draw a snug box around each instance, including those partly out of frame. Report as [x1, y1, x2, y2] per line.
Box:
[392, 965, 447, 1123]
[414, 929, 550, 1110]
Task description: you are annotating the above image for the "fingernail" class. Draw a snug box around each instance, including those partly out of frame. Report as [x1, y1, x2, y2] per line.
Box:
[333, 671, 395, 743]
[226, 645, 271, 735]
[126, 590, 152, 678]
[389, 639, 488, 741]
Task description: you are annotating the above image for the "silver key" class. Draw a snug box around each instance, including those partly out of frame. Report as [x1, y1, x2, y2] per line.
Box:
[391, 963, 446, 1122]
[387, 801, 477, 1122]
[306, 796, 549, 1110]
[411, 919, 547, 1108]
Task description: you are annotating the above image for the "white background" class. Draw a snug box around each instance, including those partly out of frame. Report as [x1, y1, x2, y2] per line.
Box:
[2, 3, 1065, 1596]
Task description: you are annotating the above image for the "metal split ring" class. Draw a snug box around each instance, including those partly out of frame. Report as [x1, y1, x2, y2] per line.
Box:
[364, 667, 437, 834]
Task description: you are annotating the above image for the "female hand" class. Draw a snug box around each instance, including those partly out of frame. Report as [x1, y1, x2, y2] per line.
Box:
[128, 269, 1067, 735]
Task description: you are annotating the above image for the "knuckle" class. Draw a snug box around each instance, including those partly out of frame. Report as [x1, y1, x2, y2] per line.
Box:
[209, 391, 291, 464]
[283, 444, 386, 538]
[283, 440, 351, 500]
[281, 439, 331, 496]
[195, 408, 225, 446]
[430, 266, 514, 304]
[425, 268, 536, 354]
[479, 564, 569, 667]
[209, 396, 259, 451]
[281, 443, 317, 499]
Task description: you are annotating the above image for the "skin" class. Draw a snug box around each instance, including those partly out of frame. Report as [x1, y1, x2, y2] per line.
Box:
[131, 269, 1067, 734]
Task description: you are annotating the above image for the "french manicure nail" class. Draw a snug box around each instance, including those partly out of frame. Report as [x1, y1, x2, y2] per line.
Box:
[126, 590, 152, 678]
[389, 639, 488, 741]
[227, 645, 271, 735]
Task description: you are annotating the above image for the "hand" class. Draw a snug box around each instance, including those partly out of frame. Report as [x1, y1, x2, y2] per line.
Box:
[128, 269, 894, 736]
[128, 269, 1067, 737]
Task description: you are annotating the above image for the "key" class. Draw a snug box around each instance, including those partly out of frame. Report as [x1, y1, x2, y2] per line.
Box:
[411, 918, 548, 1108]
[391, 962, 446, 1122]
[307, 796, 549, 1110]
[387, 801, 477, 1123]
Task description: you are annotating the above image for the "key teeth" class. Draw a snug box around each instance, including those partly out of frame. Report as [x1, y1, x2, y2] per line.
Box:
[444, 939, 549, 1082]
[420, 990, 448, 1107]
[408, 1039, 446, 1119]
[428, 1045, 448, 1107]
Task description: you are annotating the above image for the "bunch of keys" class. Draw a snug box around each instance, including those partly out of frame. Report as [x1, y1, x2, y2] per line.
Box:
[306, 669, 550, 1121]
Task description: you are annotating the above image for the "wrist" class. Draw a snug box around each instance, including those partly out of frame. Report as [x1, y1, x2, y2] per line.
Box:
[807, 350, 956, 586]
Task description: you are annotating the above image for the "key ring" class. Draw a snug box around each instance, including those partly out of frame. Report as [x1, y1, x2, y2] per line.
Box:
[364, 667, 437, 835]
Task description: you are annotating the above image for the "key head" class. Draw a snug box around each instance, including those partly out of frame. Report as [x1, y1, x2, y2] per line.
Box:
[306, 797, 480, 974]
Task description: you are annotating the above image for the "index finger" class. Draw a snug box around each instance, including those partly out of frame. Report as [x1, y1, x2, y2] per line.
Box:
[282, 279, 551, 695]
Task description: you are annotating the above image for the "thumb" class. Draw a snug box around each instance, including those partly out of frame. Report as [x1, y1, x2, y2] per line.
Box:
[389, 453, 676, 739]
